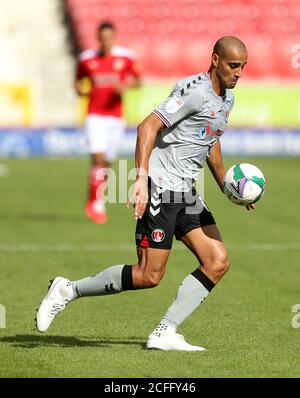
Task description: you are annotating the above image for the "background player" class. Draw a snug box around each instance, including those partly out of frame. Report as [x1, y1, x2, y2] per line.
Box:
[36, 36, 252, 351]
[75, 21, 142, 223]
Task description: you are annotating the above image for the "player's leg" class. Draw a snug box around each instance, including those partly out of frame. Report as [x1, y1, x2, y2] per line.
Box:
[86, 116, 125, 223]
[91, 152, 110, 169]
[35, 247, 170, 333]
[147, 224, 228, 351]
[105, 117, 126, 165]
[85, 115, 110, 223]
[181, 225, 229, 283]
[133, 246, 170, 288]
[73, 246, 170, 297]
[36, 179, 175, 333]
[159, 224, 229, 328]
[147, 193, 229, 351]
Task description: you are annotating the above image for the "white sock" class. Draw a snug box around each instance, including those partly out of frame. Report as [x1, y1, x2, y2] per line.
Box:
[61, 280, 78, 301]
[152, 322, 176, 336]
[159, 269, 215, 329]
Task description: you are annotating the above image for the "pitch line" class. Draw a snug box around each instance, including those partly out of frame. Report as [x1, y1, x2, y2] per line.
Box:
[0, 243, 299, 252]
[0, 164, 9, 177]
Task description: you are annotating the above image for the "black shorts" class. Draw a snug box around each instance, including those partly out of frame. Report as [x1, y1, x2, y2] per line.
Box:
[135, 178, 216, 249]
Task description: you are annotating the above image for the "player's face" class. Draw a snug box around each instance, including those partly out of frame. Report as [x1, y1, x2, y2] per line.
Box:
[98, 28, 116, 54]
[214, 48, 248, 89]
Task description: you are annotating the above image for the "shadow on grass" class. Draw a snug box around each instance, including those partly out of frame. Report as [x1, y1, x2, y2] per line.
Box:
[0, 334, 146, 349]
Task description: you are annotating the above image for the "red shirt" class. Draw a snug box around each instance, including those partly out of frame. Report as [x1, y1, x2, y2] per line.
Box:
[76, 46, 141, 118]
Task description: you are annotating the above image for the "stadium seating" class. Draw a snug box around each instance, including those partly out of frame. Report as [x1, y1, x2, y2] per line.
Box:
[65, 0, 300, 78]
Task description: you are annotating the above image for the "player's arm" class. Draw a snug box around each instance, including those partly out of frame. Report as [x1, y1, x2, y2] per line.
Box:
[127, 58, 142, 89]
[74, 60, 90, 96]
[115, 60, 142, 94]
[75, 79, 87, 96]
[207, 140, 255, 210]
[206, 140, 226, 192]
[128, 113, 164, 220]
[115, 75, 141, 94]
[125, 72, 141, 89]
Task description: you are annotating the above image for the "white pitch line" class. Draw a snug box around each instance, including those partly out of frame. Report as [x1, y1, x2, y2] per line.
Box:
[0, 243, 134, 252]
[0, 164, 9, 177]
[229, 243, 300, 251]
[0, 243, 299, 252]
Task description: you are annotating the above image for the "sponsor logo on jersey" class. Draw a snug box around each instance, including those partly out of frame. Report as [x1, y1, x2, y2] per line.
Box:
[93, 73, 119, 86]
[113, 58, 125, 71]
[199, 127, 207, 139]
[206, 124, 223, 137]
[165, 96, 184, 113]
[136, 233, 143, 240]
[199, 124, 223, 139]
[151, 229, 165, 243]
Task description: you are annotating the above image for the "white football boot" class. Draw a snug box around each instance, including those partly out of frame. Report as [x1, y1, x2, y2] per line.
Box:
[147, 329, 205, 352]
[35, 277, 75, 333]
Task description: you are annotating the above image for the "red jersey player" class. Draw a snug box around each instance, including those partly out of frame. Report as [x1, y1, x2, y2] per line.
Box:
[75, 21, 141, 224]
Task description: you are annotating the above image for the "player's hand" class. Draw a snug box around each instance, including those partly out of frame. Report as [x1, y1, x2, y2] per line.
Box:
[115, 79, 138, 94]
[127, 177, 148, 220]
[114, 83, 127, 95]
[75, 79, 91, 96]
[245, 203, 256, 211]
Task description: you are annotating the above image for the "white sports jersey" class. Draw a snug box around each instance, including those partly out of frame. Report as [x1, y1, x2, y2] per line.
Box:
[149, 72, 235, 192]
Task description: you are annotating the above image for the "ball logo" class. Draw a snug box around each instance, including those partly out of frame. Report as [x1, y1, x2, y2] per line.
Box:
[151, 229, 165, 242]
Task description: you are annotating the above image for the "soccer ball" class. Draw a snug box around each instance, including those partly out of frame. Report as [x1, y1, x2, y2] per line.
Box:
[223, 163, 266, 205]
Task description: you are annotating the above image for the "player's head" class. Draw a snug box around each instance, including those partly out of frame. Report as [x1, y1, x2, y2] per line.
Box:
[97, 21, 116, 54]
[210, 36, 248, 90]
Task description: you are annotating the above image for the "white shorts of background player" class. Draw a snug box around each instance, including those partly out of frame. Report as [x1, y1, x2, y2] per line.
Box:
[85, 114, 126, 161]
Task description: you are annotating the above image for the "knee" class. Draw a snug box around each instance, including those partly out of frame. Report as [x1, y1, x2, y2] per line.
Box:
[133, 264, 164, 289]
[91, 154, 109, 168]
[142, 271, 163, 288]
[204, 253, 230, 281]
[218, 255, 230, 275]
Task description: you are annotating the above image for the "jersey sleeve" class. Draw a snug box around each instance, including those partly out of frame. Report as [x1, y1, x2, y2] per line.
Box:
[154, 84, 203, 128]
[127, 58, 142, 78]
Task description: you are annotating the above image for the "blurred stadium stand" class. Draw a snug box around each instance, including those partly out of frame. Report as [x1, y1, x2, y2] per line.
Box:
[65, 0, 300, 79]
[0, 0, 77, 126]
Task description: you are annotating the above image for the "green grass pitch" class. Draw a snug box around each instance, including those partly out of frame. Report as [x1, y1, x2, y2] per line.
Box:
[0, 156, 299, 378]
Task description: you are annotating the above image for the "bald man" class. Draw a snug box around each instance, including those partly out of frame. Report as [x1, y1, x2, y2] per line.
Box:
[36, 36, 252, 352]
